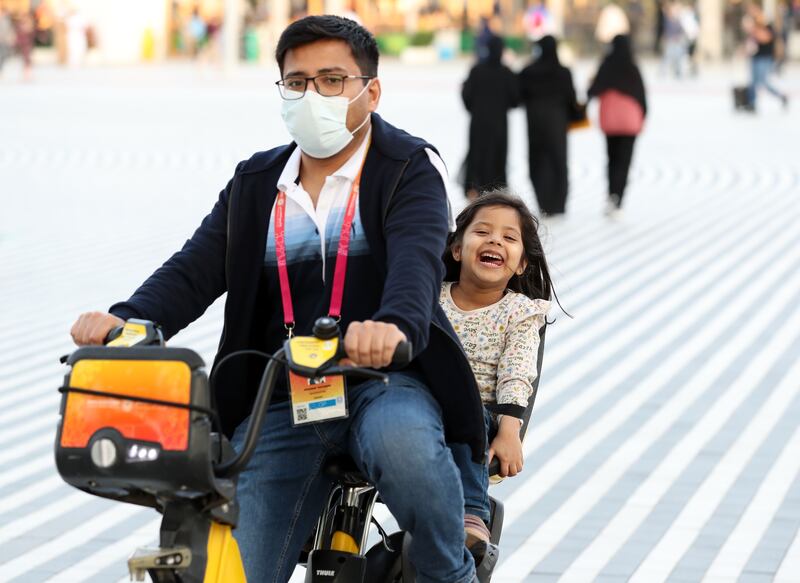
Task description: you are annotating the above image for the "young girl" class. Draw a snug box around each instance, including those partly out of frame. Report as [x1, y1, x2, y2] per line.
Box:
[442, 190, 554, 554]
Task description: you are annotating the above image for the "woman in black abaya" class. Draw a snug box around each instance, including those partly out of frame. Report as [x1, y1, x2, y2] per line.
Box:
[461, 35, 519, 200]
[588, 34, 648, 217]
[518, 35, 578, 217]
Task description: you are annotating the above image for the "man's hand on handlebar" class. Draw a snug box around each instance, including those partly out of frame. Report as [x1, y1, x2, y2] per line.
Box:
[70, 312, 125, 346]
[343, 320, 407, 369]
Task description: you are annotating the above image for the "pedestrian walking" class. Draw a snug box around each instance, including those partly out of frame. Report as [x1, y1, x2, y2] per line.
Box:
[186, 8, 207, 58]
[588, 34, 647, 219]
[0, 6, 16, 75]
[461, 35, 519, 200]
[681, 2, 700, 76]
[743, 3, 789, 111]
[660, 1, 688, 78]
[476, 15, 501, 63]
[518, 35, 578, 217]
[775, 0, 792, 73]
[627, 0, 645, 45]
[14, 10, 35, 81]
[655, 0, 666, 54]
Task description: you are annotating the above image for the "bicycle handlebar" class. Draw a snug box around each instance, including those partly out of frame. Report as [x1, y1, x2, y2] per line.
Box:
[104, 326, 124, 344]
[391, 341, 412, 367]
[214, 341, 413, 479]
[102, 319, 163, 347]
[97, 319, 411, 479]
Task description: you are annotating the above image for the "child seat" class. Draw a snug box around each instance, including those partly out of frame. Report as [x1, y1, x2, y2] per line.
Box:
[301, 327, 546, 582]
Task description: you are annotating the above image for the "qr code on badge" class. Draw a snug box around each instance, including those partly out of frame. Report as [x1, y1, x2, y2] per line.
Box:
[296, 407, 308, 421]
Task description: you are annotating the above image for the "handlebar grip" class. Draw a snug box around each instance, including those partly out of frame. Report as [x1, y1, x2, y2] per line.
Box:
[392, 341, 413, 366]
[104, 326, 124, 345]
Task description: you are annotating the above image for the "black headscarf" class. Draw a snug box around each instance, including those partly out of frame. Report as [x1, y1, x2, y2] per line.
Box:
[588, 35, 647, 114]
[535, 35, 560, 68]
[518, 35, 575, 102]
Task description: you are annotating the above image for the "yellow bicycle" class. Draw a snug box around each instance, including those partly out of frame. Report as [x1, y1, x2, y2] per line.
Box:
[55, 317, 543, 582]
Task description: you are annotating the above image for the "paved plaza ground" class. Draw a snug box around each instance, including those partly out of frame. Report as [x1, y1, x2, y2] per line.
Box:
[1, 58, 799, 582]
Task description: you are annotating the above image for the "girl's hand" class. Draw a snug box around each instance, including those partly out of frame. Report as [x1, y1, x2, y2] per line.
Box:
[488, 416, 524, 477]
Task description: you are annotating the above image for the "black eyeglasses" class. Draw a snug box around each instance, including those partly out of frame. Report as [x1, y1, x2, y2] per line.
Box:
[275, 74, 373, 100]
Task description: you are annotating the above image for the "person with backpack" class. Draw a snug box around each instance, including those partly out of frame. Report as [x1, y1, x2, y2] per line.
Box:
[588, 34, 647, 219]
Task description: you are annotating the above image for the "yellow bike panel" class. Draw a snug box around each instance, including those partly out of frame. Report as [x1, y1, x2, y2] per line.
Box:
[203, 523, 247, 583]
[62, 359, 192, 450]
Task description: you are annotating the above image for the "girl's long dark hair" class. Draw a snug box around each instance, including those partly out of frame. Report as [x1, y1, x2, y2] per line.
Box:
[443, 190, 558, 306]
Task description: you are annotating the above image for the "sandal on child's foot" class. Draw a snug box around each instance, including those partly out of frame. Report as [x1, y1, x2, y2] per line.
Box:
[464, 513, 491, 548]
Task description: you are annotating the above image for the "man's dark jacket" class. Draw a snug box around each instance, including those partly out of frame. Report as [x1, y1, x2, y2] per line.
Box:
[110, 114, 487, 461]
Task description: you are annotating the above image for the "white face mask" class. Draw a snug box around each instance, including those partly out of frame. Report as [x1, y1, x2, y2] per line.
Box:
[280, 81, 372, 159]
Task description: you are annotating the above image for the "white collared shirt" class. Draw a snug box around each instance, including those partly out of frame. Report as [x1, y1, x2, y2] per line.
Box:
[266, 129, 453, 281]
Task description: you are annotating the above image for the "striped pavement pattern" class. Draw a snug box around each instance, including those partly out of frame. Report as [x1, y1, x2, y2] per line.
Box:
[2, 63, 799, 582]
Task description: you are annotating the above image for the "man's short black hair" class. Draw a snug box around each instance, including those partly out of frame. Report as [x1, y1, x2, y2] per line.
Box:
[276, 15, 379, 78]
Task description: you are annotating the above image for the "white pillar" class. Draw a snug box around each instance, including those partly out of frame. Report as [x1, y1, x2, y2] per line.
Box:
[223, 0, 241, 72]
[548, 0, 565, 37]
[398, 0, 421, 34]
[698, 0, 724, 60]
[269, 0, 290, 59]
[326, 0, 346, 14]
[763, 0, 777, 20]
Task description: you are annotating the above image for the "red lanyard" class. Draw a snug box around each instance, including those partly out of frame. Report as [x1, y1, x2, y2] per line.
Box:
[274, 145, 369, 336]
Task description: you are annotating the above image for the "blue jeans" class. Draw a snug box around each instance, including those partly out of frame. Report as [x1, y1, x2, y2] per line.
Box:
[449, 408, 493, 522]
[748, 56, 785, 106]
[230, 373, 475, 583]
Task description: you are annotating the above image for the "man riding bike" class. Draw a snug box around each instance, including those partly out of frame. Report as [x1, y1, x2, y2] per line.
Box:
[70, 15, 486, 583]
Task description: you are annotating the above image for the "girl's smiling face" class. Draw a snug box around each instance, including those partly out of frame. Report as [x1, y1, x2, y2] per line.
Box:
[452, 205, 528, 290]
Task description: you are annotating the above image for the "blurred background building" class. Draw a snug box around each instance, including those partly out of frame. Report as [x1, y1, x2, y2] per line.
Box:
[0, 0, 797, 66]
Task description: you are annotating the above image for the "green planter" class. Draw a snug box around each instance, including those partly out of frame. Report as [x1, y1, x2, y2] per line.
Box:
[244, 29, 259, 62]
[504, 35, 527, 54]
[460, 29, 474, 53]
[376, 33, 409, 57]
[408, 31, 434, 47]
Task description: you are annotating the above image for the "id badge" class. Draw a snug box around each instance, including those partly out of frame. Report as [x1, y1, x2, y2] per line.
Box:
[289, 371, 348, 425]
